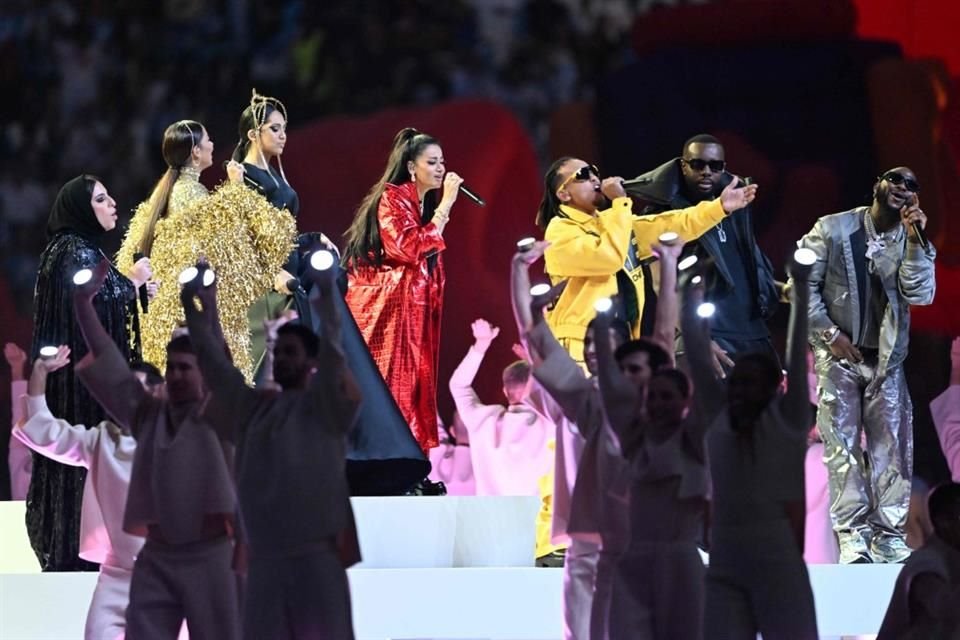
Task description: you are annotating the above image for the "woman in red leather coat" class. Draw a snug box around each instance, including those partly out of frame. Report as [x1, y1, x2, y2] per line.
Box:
[342, 128, 463, 452]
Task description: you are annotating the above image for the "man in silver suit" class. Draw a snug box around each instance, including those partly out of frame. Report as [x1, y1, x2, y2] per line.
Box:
[795, 167, 936, 564]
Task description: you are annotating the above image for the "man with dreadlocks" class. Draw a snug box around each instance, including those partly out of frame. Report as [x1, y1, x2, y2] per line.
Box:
[534, 157, 758, 367]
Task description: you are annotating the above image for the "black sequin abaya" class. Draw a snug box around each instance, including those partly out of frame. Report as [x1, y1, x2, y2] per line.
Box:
[29, 209, 140, 571]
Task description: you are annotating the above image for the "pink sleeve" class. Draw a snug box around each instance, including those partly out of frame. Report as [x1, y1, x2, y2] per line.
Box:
[10, 380, 26, 427]
[931, 386, 960, 482]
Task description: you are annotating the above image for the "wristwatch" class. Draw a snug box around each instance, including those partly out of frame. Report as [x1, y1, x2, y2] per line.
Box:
[821, 325, 841, 345]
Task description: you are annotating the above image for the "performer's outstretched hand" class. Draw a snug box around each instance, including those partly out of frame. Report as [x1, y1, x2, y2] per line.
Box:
[719, 176, 758, 213]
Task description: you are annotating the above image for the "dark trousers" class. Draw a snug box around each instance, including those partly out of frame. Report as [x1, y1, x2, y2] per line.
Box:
[244, 546, 355, 640]
[126, 536, 240, 640]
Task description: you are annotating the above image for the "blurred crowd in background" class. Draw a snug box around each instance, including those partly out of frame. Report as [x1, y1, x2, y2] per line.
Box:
[0, 0, 652, 307]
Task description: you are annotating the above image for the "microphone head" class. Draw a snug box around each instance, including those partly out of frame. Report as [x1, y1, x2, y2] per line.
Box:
[458, 183, 486, 207]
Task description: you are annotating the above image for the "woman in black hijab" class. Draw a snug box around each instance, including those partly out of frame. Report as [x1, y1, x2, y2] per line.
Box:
[29, 175, 149, 571]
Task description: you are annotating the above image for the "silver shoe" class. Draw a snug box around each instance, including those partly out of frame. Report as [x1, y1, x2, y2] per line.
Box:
[870, 534, 911, 563]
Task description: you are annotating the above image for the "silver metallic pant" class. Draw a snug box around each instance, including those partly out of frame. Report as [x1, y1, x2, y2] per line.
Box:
[814, 348, 913, 562]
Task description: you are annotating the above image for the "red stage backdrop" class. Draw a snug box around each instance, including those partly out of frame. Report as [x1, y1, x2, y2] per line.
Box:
[279, 100, 543, 425]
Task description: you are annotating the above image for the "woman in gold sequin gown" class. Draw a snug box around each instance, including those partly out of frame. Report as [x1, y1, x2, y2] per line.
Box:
[118, 120, 296, 382]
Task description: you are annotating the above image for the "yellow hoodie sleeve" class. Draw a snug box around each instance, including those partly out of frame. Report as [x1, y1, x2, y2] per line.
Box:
[544, 197, 634, 277]
[632, 199, 726, 260]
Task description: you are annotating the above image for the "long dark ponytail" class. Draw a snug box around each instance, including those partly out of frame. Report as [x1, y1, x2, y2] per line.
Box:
[342, 127, 441, 269]
[535, 156, 573, 231]
[138, 120, 202, 256]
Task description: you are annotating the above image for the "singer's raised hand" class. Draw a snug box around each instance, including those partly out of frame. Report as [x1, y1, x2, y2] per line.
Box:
[601, 177, 627, 200]
[719, 176, 759, 214]
[146, 280, 160, 301]
[440, 172, 464, 209]
[900, 194, 927, 244]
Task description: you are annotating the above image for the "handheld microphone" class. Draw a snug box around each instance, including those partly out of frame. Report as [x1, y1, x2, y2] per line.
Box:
[901, 193, 929, 251]
[285, 277, 303, 294]
[911, 223, 929, 251]
[133, 252, 149, 314]
[458, 183, 485, 207]
[620, 176, 652, 189]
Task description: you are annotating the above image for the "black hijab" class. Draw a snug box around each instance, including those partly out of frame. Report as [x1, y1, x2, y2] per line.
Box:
[46, 175, 107, 241]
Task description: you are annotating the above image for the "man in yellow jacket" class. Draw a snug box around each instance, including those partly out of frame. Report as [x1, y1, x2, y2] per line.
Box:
[535, 157, 758, 364]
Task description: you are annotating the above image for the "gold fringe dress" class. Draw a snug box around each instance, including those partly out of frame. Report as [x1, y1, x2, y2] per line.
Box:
[118, 168, 297, 382]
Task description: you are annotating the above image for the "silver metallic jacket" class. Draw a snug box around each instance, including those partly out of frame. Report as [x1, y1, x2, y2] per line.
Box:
[796, 206, 936, 371]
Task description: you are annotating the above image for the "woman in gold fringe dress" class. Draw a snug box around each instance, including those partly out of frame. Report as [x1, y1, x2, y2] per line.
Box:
[118, 119, 296, 382]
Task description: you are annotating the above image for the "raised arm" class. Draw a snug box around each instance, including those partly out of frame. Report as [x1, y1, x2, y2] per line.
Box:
[650, 239, 683, 365]
[13, 348, 98, 467]
[679, 274, 725, 419]
[510, 240, 552, 362]
[449, 320, 502, 430]
[73, 260, 146, 432]
[4, 343, 28, 425]
[180, 263, 258, 437]
[631, 178, 757, 260]
[592, 303, 639, 447]
[782, 251, 813, 429]
[304, 257, 360, 432]
[74, 260, 120, 359]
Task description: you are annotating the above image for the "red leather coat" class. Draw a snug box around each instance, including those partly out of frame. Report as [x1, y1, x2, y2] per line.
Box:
[345, 181, 445, 452]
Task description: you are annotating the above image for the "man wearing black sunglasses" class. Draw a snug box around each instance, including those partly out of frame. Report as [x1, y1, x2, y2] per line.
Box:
[793, 166, 936, 564]
[624, 134, 779, 378]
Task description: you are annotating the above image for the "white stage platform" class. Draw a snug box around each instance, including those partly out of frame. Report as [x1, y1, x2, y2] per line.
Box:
[0, 499, 902, 639]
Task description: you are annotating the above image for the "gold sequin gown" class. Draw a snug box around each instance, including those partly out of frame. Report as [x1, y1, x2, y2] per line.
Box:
[118, 168, 297, 382]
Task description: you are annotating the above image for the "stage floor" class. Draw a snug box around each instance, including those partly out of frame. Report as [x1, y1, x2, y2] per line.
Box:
[0, 499, 899, 639]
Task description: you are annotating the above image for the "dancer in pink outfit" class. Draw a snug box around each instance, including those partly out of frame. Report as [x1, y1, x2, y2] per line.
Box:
[931, 337, 960, 482]
[449, 318, 552, 496]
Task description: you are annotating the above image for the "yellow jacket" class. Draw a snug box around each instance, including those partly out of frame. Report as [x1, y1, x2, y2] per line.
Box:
[543, 196, 726, 343]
